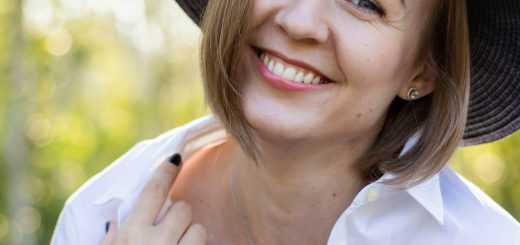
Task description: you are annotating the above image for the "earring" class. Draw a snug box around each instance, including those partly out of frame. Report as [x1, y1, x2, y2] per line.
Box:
[407, 87, 419, 100]
[407, 87, 420, 130]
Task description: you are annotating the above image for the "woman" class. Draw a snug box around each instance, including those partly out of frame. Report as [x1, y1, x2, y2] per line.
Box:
[52, 0, 520, 244]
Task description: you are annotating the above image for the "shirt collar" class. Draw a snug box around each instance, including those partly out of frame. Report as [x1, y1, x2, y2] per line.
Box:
[93, 115, 444, 225]
[397, 131, 445, 225]
[406, 172, 444, 225]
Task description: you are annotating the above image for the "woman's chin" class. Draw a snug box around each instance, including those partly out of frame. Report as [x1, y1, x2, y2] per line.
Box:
[246, 114, 319, 143]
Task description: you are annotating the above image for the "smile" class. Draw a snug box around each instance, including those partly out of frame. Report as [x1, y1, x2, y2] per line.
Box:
[252, 47, 333, 90]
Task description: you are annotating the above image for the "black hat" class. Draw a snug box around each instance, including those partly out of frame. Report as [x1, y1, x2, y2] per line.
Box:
[175, 0, 520, 146]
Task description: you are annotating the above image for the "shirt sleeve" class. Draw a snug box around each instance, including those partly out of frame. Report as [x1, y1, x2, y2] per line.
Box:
[49, 117, 212, 245]
[49, 140, 153, 245]
[50, 205, 79, 245]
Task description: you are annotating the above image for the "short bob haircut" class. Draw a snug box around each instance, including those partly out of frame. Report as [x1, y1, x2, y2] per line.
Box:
[200, 0, 470, 188]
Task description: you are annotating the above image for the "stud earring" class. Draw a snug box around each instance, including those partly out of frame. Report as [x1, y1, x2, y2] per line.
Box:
[407, 87, 420, 130]
[407, 87, 419, 100]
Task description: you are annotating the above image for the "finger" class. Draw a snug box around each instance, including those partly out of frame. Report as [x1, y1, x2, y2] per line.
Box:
[158, 201, 192, 242]
[178, 224, 208, 245]
[99, 221, 118, 245]
[125, 153, 182, 225]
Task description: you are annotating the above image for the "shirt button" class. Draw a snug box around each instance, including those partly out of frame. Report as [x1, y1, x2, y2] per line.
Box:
[365, 187, 380, 202]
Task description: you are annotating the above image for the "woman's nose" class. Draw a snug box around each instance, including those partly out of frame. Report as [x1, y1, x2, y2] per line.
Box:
[273, 1, 330, 43]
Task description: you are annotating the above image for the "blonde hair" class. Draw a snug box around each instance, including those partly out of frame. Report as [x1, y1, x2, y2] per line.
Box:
[200, 0, 470, 187]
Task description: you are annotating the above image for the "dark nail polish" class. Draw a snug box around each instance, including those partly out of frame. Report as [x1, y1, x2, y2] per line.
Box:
[105, 221, 110, 233]
[169, 153, 182, 166]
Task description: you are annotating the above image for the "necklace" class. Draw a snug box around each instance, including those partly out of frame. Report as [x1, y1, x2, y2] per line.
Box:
[229, 167, 257, 245]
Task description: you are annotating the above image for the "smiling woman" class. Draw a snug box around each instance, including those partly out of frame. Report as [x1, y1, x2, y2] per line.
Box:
[51, 0, 520, 244]
[201, 0, 468, 188]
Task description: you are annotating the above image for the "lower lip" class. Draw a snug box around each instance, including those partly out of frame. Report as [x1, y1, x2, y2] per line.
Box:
[252, 49, 332, 92]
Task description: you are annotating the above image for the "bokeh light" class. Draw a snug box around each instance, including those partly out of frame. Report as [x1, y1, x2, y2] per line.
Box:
[25, 113, 54, 146]
[45, 28, 73, 56]
[15, 206, 41, 235]
[474, 153, 505, 184]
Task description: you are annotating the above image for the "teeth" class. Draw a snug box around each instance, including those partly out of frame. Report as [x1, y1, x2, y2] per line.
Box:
[303, 74, 314, 84]
[312, 76, 321, 84]
[294, 72, 304, 83]
[282, 68, 296, 81]
[268, 60, 274, 71]
[261, 51, 328, 85]
[273, 63, 284, 76]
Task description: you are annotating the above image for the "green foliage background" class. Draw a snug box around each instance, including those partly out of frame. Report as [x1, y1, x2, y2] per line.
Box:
[0, 0, 518, 244]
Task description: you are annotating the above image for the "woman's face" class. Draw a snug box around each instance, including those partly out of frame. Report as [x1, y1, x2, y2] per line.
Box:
[240, 0, 436, 143]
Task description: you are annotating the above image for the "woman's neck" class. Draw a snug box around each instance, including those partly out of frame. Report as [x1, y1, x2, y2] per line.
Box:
[228, 135, 373, 244]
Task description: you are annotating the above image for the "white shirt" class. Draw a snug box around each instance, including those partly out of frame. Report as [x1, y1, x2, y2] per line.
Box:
[51, 115, 520, 245]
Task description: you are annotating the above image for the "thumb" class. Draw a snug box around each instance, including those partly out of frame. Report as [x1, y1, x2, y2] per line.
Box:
[99, 221, 118, 245]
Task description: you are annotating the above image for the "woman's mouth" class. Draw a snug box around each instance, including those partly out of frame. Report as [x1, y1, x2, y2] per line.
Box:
[252, 46, 334, 91]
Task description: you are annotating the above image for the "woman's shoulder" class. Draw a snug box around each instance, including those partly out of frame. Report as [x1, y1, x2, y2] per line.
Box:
[438, 165, 520, 243]
[51, 115, 223, 244]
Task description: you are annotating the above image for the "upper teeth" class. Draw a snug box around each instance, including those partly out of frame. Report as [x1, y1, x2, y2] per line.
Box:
[260, 52, 325, 85]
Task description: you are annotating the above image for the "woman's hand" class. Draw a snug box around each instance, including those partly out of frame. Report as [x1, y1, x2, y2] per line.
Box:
[100, 154, 208, 245]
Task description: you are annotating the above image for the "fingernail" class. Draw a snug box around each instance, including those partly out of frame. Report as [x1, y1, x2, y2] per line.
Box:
[105, 221, 110, 233]
[169, 153, 182, 166]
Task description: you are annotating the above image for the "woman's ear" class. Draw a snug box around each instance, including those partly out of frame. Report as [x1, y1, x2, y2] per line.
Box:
[398, 54, 437, 101]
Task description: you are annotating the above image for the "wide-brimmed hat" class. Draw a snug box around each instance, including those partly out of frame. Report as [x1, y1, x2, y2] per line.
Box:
[175, 0, 520, 146]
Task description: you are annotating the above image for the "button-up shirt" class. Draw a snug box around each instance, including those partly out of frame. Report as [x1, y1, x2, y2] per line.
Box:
[51, 115, 520, 244]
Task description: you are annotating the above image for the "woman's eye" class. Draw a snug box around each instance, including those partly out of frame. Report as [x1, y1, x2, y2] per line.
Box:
[348, 0, 385, 15]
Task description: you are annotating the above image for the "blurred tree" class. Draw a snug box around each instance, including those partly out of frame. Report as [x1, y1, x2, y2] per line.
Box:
[2, 0, 39, 243]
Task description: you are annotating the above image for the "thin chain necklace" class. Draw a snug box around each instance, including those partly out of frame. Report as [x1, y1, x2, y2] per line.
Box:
[229, 166, 257, 245]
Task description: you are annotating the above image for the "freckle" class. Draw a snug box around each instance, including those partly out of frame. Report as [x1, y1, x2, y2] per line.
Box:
[369, 108, 374, 112]
[357, 113, 362, 118]
[199, 198, 204, 203]
[332, 193, 337, 197]
[312, 186, 316, 190]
